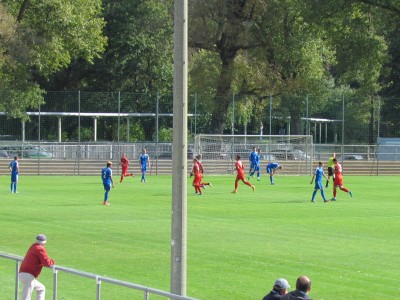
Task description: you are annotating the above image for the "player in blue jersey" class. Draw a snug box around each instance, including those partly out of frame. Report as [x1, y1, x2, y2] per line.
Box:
[248, 147, 258, 180]
[310, 161, 329, 203]
[101, 161, 114, 205]
[139, 148, 150, 182]
[249, 148, 262, 181]
[266, 162, 282, 185]
[9, 156, 19, 193]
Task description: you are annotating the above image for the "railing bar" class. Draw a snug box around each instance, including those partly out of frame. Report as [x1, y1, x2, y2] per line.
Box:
[1, 252, 197, 300]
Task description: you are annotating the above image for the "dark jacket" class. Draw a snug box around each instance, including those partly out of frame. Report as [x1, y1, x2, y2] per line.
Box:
[262, 289, 283, 300]
[281, 290, 312, 300]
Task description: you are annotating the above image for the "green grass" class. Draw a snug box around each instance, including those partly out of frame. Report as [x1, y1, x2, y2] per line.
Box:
[1, 174, 399, 299]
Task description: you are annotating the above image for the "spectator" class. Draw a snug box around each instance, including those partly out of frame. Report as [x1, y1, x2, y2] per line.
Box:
[262, 278, 290, 300]
[281, 275, 312, 300]
[19, 234, 55, 300]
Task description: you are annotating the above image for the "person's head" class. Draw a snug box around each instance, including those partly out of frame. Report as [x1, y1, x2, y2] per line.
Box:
[332, 158, 338, 163]
[273, 278, 290, 295]
[278, 165, 283, 170]
[253, 147, 257, 151]
[258, 148, 261, 153]
[107, 161, 112, 167]
[142, 149, 147, 154]
[318, 161, 323, 167]
[193, 158, 198, 163]
[36, 234, 47, 245]
[196, 154, 202, 160]
[122, 153, 126, 157]
[295, 275, 311, 294]
[14, 156, 18, 161]
[236, 155, 241, 161]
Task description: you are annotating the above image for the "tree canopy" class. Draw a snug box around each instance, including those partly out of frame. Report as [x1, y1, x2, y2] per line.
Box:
[0, 0, 399, 141]
[0, 0, 106, 117]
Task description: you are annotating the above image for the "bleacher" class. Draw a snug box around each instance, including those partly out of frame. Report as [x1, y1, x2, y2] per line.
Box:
[1, 159, 399, 176]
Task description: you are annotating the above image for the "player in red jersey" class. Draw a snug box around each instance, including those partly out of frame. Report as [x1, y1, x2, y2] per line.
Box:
[232, 155, 255, 193]
[191, 158, 204, 195]
[331, 158, 353, 201]
[119, 153, 134, 183]
[195, 154, 212, 189]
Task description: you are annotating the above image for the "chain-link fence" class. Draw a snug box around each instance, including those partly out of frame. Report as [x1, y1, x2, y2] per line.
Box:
[0, 92, 399, 165]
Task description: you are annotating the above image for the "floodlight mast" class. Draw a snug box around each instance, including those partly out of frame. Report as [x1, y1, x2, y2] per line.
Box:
[171, 0, 188, 297]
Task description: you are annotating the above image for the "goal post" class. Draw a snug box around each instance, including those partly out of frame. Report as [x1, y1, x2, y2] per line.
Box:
[194, 135, 314, 176]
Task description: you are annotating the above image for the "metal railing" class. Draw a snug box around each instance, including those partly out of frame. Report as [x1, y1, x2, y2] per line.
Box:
[0, 252, 197, 300]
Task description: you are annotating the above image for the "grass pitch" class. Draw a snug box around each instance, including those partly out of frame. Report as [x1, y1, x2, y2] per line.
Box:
[0, 174, 399, 299]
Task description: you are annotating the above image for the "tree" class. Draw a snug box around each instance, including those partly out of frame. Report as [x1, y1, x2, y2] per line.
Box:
[189, 0, 269, 133]
[0, 0, 107, 117]
[189, 0, 333, 134]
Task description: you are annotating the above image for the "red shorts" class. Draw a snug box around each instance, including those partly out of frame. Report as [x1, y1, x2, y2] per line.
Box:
[334, 175, 343, 186]
[193, 174, 202, 186]
[236, 173, 245, 181]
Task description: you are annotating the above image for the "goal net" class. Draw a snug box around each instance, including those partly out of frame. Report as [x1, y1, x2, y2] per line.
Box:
[194, 135, 313, 176]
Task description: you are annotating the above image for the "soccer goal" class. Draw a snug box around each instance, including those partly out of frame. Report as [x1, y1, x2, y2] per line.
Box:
[194, 135, 314, 176]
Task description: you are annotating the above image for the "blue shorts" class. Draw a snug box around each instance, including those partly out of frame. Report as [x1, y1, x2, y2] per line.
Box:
[103, 181, 111, 191]
[254, 164, 260, 172]
[141, 164, 147, 172]
[314, 181, 323, 190]
[266, 167, 274, 174]
[250, 163, 256, 170]
[11, 173, 18, 183]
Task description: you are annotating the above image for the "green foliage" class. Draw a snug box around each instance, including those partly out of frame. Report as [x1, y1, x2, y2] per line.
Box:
[114, 121, 145, 142]
[0, 0, 106, 116]
[46, 131, 68, 142]
[71, 127, 94, 141]
[79, 0, 174, 94]
[154, 127, 173, 142]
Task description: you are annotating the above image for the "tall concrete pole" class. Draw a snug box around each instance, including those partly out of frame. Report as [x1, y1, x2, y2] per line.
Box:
[171, 0, 188, 296]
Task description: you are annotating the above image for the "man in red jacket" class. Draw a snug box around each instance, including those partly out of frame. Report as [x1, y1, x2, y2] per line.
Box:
[19, 234, 55, 300]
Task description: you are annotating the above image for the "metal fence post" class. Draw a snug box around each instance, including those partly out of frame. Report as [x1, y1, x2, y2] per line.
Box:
[306, 95, 309, 136]
[231, 94, 235, 135]
[15, 260, 19, 300]
[341, 95, 345, 161]
[377, 96, 381, 175]
[156, 93, 159, 175]
[269, 95, 272, 136]
[78, 90, 81, 175]
[53, 267, 58, 300]
[96, 277, 101, 300]
[194, 93, 197, 135]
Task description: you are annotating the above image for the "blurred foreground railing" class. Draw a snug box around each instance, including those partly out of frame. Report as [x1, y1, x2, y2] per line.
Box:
[0, 252, 197, 300]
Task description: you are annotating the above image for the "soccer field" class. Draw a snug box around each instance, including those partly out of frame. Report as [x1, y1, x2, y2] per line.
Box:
[0, 175, 399, 299]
